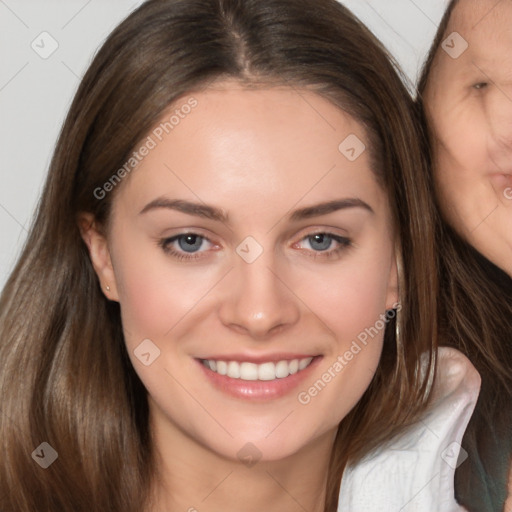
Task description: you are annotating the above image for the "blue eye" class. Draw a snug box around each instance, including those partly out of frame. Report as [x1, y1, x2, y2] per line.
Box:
[176, 234, 204, 253]
[159, 233, 213, 260]
[159, 231, 351, 262]
[296, 232, 352, 259]
[308, 233, 334, 251]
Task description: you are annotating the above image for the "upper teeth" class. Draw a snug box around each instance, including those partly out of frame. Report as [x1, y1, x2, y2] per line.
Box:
[202, 357, 314, 381]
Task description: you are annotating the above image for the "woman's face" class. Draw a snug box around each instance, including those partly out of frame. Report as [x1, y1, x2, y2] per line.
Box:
[424, 0, 512, 276]
[91, 83, 398, 463]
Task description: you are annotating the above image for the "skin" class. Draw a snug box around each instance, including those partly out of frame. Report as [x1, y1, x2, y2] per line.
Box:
[423, 0, 512, 277]
[80, 83, 398, 512]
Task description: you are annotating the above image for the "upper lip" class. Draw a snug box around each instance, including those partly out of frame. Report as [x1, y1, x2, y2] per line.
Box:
[197, 353, 320, 364]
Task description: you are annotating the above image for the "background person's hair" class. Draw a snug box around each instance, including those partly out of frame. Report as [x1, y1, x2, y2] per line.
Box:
[417, 1, 512, 509]
[417, 0, 460, 96]
[0, 0, 439, 510]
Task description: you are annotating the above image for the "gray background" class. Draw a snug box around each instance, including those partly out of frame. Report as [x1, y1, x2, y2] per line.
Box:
[0, 0, 449, 291]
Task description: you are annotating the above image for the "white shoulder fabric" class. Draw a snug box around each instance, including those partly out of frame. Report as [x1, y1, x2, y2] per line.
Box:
[338, 347, 481, 512]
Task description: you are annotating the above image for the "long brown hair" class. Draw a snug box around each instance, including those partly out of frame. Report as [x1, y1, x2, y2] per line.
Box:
[0, 1, 439, 510]
[417, 1, 512, 509]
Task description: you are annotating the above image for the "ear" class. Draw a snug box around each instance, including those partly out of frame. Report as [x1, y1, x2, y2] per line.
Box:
[77, 213, 119, 302]
[385, 248, 400, 311]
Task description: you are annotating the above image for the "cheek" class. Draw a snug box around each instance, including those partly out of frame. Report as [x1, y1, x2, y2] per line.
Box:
[432, 107, 490, 228]
[289, 246, 394, 351]
[112, 240, 221, 348]
[314, 264, 392, 422]
[320, 275, 387, 336]
[295, 264, 389, 427]
[331, 275, 388, 374]
[435, 108, 487, 178]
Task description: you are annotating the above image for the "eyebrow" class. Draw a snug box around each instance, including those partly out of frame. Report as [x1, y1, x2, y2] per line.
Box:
[139, 198, 228, 222]
[139, 197, 374, 222]
[289, 198, 374, 221]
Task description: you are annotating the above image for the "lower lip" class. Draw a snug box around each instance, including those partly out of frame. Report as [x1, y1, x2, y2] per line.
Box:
[195, 356, 323, 401]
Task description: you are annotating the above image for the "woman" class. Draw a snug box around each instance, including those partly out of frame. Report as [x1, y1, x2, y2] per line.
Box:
[418, 0, 512, 510]
[0, 1, 442, 510]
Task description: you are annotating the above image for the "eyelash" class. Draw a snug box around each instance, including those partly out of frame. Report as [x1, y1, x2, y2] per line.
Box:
[158, 232, 352, 262]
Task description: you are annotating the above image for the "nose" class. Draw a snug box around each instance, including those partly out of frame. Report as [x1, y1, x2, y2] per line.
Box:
[218, 250, 301, 339]
[488, 84, 512, 152]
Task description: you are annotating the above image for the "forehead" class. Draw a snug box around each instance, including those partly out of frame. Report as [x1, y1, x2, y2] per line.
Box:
[140, 85, 371, 177]
[449, 0, 512, 49]
[430, 0, 512, 84]
[151, 85, 367, 181]
[113, 85, 387, 222]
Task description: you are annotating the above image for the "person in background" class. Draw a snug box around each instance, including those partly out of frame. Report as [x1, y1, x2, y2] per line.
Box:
[418, 0, 512, 510]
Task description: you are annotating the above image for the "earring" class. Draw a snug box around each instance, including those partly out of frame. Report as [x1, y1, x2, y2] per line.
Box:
[394, 244, 404, 364]
[395, 302, 401, 348]
[106, 285, 111, 292]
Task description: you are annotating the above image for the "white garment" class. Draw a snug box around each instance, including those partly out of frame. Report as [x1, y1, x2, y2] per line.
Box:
[338, 347, 481, 512]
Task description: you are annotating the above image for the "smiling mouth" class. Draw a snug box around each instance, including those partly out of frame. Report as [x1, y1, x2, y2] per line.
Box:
[200, 357, 315, 381]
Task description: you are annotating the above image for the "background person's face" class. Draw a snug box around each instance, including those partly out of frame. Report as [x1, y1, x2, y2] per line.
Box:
[424, 0, 512, 276]
[105, 84, 398, 464]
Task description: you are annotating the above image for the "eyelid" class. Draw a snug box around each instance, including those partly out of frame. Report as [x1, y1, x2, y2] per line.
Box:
[291, 225, 350, 242]
[165, 232, 216, 246]
[159, 227, 218, 246]
[293, 231, 351, 247]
